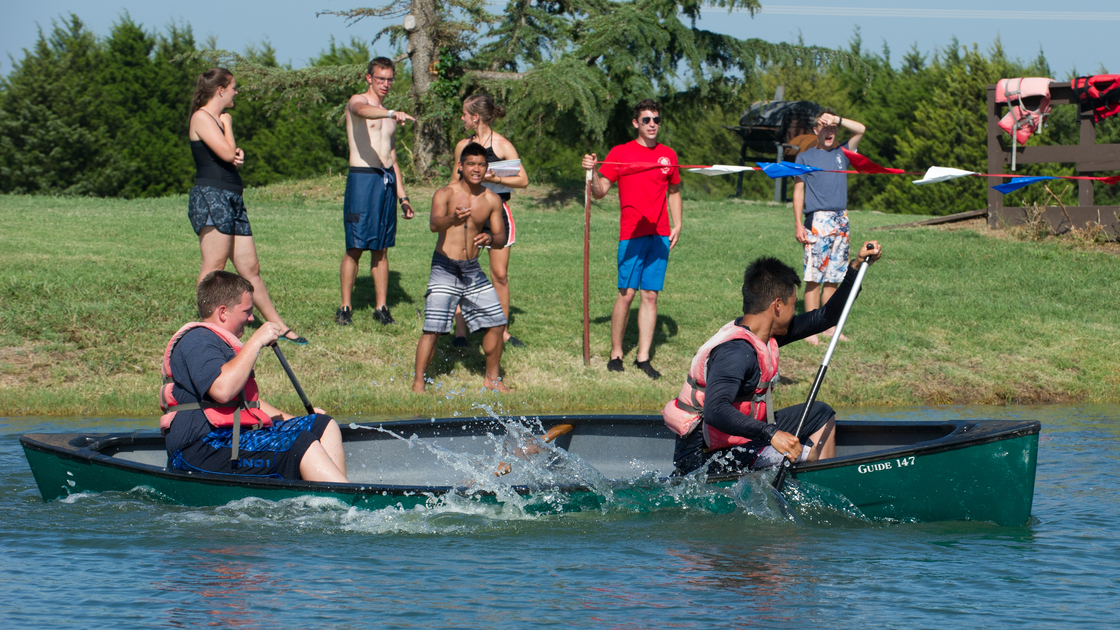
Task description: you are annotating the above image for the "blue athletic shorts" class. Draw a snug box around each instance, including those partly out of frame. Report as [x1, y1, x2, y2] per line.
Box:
[344, 167, 397, 251]
[617, 235, 670, 291]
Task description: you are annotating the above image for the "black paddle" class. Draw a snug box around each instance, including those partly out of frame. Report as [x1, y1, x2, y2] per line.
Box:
[772, 243, 875, 492]
[271, 343, 315, 415]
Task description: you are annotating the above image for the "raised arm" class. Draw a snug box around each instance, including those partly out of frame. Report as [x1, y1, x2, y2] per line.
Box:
[348, 94, 415, 123]
[581, 153, 613, 199]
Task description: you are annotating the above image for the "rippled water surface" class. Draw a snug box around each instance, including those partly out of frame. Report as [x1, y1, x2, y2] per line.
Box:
[3, 406, 1118, 628]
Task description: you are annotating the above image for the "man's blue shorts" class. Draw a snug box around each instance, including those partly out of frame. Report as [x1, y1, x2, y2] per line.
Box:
[617, 235, 670, 291]
[344, 166, 397, 251]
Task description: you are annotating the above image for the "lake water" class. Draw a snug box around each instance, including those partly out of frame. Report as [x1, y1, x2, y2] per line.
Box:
[2, 405, 1118, 629]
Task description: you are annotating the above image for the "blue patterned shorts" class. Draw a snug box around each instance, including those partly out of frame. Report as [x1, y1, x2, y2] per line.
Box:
[188, 185, 252, 236]
[803, 211, 850, 284]
[171, 414, 333, 479]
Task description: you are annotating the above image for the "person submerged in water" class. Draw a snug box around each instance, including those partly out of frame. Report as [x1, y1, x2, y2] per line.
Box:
[160, 270, 348, 482]
[664, 241, 882, 476]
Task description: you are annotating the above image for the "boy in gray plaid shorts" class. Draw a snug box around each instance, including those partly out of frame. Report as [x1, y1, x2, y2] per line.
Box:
[413, 144, 511, 393]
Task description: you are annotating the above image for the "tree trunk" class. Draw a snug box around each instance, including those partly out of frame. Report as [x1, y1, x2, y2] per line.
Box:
[406, 0, 447, 180]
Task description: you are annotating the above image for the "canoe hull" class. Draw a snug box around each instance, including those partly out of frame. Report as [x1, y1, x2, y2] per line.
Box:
[21, 416, 1040, 525]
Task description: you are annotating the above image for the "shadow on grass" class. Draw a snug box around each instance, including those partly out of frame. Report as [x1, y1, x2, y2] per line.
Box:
[351, 270, 415, 313]
[420, 332, 506, 383]
[592, 311, 678, 360]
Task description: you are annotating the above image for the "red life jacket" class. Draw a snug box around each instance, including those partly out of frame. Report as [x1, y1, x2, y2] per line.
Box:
[1072, 75, 1120, 123]
[158, 322, 272, 433]
[661, 320, 779, 450]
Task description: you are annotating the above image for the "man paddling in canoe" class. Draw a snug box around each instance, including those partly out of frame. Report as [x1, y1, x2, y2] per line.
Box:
[664, 241, 882, 476]
[159, 271, 348, 482]
[413, 143, 510, 393]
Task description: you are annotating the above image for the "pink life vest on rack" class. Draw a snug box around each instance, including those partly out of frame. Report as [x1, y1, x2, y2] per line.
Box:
[661, 320, 779, 450]
[995, 77, 1055, 145]
[158, 322, 272, 433]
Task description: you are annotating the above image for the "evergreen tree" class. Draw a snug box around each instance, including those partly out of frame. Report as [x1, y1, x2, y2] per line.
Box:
[0, 16, 113, 195]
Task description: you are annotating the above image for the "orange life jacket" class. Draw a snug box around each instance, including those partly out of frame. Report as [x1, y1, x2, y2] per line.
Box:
[661, 320, 779, 450]
[158, 323, 272, 433]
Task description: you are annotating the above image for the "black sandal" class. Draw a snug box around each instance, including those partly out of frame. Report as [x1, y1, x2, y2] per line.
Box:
[278, 329, 308, 345]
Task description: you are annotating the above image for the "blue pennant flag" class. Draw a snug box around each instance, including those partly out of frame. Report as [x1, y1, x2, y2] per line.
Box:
[755, 161, 822, 179]
[991, 176, 1058, 195]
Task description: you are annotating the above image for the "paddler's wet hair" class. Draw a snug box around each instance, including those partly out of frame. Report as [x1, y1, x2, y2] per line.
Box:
[460, 142, 489, 164]
[742, 257, 801, 314]
[197, 271, 254, 319]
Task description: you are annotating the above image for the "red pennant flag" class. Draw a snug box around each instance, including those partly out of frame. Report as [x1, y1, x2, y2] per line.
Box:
[1096, 175, 1120, 185]
[841, 148, 904, 174]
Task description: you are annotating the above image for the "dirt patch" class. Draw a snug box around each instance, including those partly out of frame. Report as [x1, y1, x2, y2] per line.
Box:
[0, 344, 77, 389]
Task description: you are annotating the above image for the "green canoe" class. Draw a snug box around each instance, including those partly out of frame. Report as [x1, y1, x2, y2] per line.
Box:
[21, 415, 1039, 525]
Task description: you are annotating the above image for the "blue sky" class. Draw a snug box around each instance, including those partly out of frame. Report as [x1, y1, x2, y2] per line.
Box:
[3, 1, 1115, 78]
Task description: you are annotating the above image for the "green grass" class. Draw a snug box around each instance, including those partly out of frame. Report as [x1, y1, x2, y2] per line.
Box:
[2, 175, 1118, 419]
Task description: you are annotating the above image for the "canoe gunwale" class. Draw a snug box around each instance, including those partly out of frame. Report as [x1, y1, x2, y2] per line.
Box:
[20, 415, 1041, 502]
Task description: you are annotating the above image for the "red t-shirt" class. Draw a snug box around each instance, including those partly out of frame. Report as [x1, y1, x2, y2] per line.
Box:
[599, 141, 680, 240]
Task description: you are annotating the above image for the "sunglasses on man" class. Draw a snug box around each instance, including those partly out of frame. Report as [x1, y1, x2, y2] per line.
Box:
[640, 116, 661, 125]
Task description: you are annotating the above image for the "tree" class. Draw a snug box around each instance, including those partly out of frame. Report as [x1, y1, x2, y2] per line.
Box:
[226, 0, 838, 180]
[0, 16, 112, 195]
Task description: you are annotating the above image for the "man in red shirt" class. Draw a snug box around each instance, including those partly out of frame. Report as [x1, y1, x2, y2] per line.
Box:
[581, 99, 682, 379]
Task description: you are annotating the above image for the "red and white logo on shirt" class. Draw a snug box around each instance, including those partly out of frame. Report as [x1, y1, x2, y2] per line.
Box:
[658, 156, 671, 175]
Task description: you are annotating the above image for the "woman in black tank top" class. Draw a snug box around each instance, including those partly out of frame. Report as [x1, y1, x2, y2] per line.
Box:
[449, 94, 530, 346]
[188, 68, 306, 344]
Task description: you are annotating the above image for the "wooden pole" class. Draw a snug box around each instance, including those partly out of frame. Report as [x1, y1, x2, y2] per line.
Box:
[583, 169, 592, 366]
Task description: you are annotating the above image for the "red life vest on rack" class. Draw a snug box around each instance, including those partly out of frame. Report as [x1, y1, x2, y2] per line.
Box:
[661, 320, 779, 450]
[995, 77, 1055, 145]
[1072, 75, 1120, 123]
[158, 322, 272, 433]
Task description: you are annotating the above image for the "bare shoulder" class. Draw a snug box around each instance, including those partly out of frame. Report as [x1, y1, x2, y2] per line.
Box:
[481, 188, 504, 210]
[491, 133, 520, 159]
[347, 93, 369, 112]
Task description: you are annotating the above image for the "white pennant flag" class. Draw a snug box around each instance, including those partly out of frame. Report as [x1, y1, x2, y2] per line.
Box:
[913, 166, 977, 185]
[687, 165, 757, 176]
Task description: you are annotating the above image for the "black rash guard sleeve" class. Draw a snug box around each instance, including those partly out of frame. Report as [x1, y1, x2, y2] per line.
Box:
[775, 263, 862, 346]
[702, 340, 779, 442]
[702, 263, 865, 441]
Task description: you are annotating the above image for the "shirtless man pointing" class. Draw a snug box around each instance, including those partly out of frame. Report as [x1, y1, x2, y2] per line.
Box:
[337, 57, 416, 327]
[413, 143, 510, 393]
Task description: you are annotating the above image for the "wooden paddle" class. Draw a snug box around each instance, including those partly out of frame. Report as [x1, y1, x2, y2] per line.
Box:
[494, 424, 575, 476]
[773, 243, 874, 492]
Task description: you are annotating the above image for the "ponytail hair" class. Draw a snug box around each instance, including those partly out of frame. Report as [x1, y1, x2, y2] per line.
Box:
[463, 93, 506, 126]
[190, 68, 234, 118]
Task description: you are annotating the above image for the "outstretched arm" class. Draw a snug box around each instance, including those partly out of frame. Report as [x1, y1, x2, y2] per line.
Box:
[348, 94, 415, 123]
[581, 153, 613, 199]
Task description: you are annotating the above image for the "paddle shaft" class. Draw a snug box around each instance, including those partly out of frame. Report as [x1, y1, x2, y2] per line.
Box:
[271, 344, 314, 415]
[583, 169, 592, 366]
[773, 257, 871, 491]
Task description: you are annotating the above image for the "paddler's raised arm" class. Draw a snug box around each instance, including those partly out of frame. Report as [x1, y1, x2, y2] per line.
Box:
[777, 240, 882, 345]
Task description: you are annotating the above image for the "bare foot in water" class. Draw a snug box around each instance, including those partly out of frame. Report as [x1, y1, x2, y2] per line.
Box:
[484, 379, 512, 393]
[805, 334, 820, 346]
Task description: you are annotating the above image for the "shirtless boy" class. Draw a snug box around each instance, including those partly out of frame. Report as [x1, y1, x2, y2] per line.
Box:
[413, 144, 510, 393]
[337, 57, 416, 327]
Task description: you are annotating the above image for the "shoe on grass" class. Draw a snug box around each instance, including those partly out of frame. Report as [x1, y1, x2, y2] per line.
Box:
[607, 357, 624, 372]
[634, 359, 660, 380]
[335, 306, 353, 326]
[373, 306, 396, 325]
[452, 336, 467, 347]
[505, 335, 525, 347]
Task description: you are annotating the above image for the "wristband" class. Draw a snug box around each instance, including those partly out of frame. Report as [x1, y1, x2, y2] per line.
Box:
[838, 117, 843, 125]
[399, 196, 410, 203]
[387, 110, 396, 119]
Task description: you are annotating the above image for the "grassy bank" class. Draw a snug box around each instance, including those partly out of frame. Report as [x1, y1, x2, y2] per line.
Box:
[2, 175, 1118, 419]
